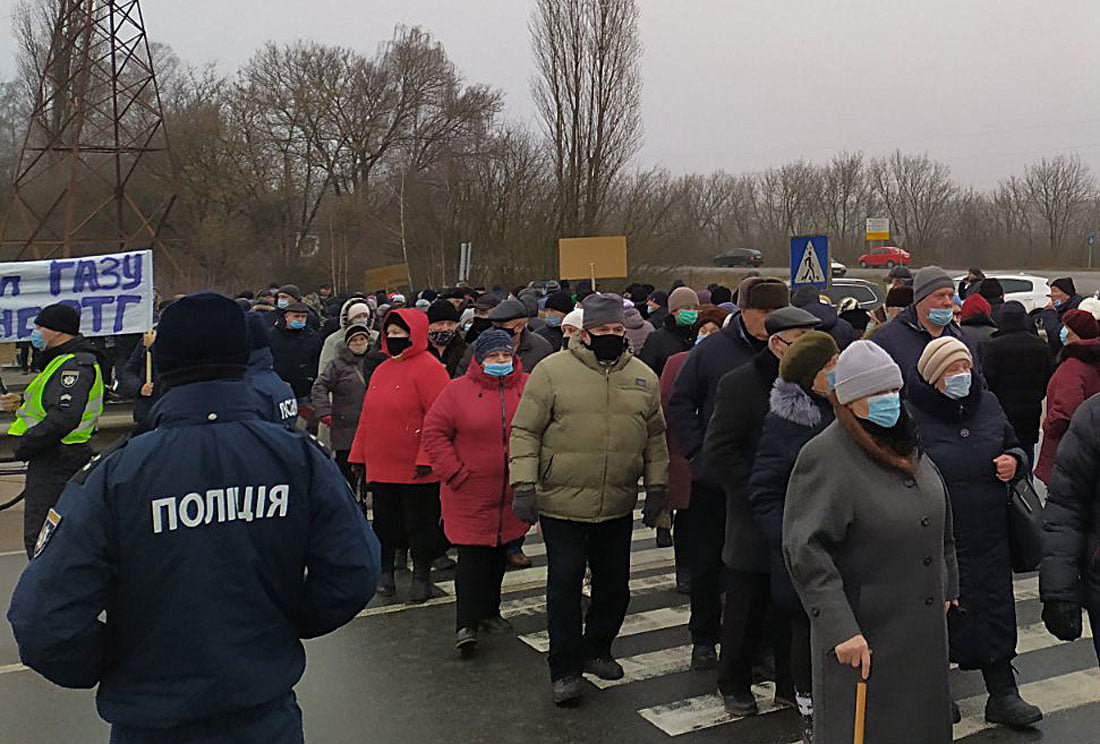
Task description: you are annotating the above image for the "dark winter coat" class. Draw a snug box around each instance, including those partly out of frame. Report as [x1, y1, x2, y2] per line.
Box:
[638, 315, 695, 377]
[535, 322, 565, 352]
[748, 380, 834, 611]
[268, 325, 323, 399]
[960, 314, 998, 357]
[420, 359, 531, 547]
[118, 340, 159, 428]
[659, 351, 692, 510]
[623, 305, 655, 354]
[1040, 394, 1100, 614]
[348, 309, 450, 484]
[6, 380, 379, 732]
[455, 327, 553, 377]
[246, 348, 298, 428]
[428, 335, 468, 379]
[799, 300, 860, 351]
[982, 322, 1051, 447]
[783, 415, 958, 744]
[870, 304, 978, 391]
[669, 313, 765, 486]
[704, 348, 780, 573]
[1039, 293, 1085, 359]
[907, 373, 1026, 669]
[1036, 340, 1100, 483]
[310, 346, 385, 452]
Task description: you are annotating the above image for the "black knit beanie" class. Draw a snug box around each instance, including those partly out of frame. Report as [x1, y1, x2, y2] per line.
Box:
[155, 293, 249, 387]
[35, 303, 81, 335]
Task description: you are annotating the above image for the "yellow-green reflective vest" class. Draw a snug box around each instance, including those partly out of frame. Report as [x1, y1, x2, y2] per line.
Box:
[7, 353, 104, 444]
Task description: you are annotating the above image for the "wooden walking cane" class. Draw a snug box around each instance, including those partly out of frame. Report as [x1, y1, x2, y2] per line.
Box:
[853, 679, 868, 744]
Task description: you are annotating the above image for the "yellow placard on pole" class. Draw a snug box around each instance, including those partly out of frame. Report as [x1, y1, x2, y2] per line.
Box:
[558, 236, 628, 281]
[364, 263, 411, 292]
[865, 217, 890, 241]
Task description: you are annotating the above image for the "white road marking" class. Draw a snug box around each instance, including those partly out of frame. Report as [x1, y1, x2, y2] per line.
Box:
[587, 644, 693, 689]
[519, 604, 689, 654]
[953, 667, 1100, 739]
[0, 663, 28, 675]
[637, 682, 784, 737]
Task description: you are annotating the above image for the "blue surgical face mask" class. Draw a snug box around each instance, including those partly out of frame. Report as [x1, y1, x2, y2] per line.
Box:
[695, 332, 708, 346]
[927, 307, 954, 328]
[29, 328, 47, 350]
[942, 372, 972, 400]
[1054, 298, 1064, 309]
[826, 369, 836, 391]
[545, 314, 563, 328]
[483, 361, 513, 377]
[287, 319, 306, 330]
[1060, 326, 1070, 345]
[277, 297, 290, 310]
[864, 392, 902, 428]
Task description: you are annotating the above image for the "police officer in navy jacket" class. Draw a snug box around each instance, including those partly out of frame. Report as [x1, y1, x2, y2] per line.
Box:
[7, 292, 380, 744]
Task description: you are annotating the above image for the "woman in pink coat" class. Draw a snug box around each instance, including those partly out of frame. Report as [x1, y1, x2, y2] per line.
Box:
[421, 329, 532, 656]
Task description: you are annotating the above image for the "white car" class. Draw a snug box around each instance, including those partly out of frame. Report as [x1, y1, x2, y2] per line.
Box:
[953, 273, 1050, 314]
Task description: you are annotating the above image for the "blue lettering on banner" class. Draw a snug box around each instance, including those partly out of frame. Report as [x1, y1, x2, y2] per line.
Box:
[1, 250, 154, 341]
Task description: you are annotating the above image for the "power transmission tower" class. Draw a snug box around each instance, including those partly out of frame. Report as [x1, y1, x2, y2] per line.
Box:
[1, 0, 180, 268]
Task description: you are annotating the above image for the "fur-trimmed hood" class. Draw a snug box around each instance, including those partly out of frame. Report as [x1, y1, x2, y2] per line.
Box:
[769, 379, 826, 428]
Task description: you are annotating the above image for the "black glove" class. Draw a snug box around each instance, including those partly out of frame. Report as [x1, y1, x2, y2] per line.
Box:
[642, 487, 668, 529]
[512, 488, 538, 525]
[1042, 600, 1083, 642]
[414, 465, 433, 479]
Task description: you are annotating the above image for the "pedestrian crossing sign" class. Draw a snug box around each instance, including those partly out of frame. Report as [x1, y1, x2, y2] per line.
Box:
[790, 235, 829, 290]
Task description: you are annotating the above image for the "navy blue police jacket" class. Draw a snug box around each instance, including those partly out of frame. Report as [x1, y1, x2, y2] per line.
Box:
[6, 379, 380, 730]
[247, 347, 300, 427]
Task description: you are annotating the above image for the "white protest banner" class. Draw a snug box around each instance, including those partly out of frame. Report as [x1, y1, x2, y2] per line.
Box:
[0, 250, 154, 342]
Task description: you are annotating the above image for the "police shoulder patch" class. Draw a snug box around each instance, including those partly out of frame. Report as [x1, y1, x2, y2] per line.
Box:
[33, 508, 62, 558]
[60, 371, 80, 388]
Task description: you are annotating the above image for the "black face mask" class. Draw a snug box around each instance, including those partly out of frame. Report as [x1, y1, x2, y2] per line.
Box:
[465, 317, 492, 342]
[585, 332, 626, 363]
[386, 336, 412, 357]
[429, 330, 456, 347]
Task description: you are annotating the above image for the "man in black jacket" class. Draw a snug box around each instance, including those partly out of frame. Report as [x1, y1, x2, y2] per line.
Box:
[1038, 276, 1084, 359]
[703, 306, 821, 715]
[426, 300, 468, 378]
[1040, 393, 1100, 666]
[269, 302, 323, 405]
[982, 301, 1050, 470]
[639, 287, 700, 376]
[668, 277, 788, 673]
[537, 290, 574, 352]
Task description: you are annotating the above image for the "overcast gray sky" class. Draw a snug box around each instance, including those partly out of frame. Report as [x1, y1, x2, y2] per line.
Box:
[1, 0, 1097, 188]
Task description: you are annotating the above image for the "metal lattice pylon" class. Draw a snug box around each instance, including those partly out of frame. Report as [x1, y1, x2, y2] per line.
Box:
[1, 0, 180, 266]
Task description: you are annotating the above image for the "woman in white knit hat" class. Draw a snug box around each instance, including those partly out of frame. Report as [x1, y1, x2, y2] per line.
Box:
[783, 340, 959, 744]
[906, 336, 1041, 728]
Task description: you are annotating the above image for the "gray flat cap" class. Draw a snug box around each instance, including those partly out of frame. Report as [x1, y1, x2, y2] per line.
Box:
[488, 299, 527, 322]
[765, 306, 822, 336]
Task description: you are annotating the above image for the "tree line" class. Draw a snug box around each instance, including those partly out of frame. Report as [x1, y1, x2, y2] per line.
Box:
[1, 0, 1098, 292]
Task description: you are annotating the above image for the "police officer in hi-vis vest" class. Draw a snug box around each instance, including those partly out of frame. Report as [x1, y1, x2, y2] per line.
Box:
[1, 303, 103, 557]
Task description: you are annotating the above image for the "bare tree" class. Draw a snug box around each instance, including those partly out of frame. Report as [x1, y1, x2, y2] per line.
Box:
[869, 151, 956, 262]
[1022, 155, 1094, 261]
[530, 0, 642, 237]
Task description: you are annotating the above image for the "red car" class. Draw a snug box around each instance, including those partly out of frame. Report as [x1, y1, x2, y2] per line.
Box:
[857, 245, 911, 268]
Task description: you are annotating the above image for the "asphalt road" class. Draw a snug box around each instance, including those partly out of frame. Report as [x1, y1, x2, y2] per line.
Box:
[1, 504, 1097, 744]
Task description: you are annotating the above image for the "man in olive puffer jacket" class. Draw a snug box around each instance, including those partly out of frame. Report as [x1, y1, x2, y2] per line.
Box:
[510, 292, 670, 707]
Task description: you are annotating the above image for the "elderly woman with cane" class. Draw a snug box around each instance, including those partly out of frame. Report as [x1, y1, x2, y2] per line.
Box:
[783, 341, 959, 744]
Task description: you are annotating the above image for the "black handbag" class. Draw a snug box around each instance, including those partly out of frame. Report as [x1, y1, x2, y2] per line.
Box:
[1008, 478, 1044, 573]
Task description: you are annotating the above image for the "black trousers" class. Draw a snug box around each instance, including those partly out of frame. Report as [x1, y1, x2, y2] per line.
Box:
[22, 444, 93, 557]
[542, 514, 633, 681]
[371, 482, 444, 573]
[673, 507, 692, 574]
[718, 569, 792, 697]
[788, 606, 812, 695]
[689, 482, 726, 645]
[455, 544, 508, 631]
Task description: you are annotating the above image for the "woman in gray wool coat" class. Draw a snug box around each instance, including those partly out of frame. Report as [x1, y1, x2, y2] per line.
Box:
[783, 340, 959, 744]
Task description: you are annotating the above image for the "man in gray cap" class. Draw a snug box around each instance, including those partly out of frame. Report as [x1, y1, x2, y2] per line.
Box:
[457, 298, 553, 376]
[703, 306, 821, 714]
[871, 265, 977, 387]
[509, 293, 669, 706]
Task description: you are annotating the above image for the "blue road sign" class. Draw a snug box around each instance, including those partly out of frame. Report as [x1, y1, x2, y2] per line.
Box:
[791, 235, 829, 289]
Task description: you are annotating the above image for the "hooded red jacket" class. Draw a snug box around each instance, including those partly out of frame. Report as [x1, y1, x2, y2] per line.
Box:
[1036, 339, 1100, 483]
[349, 309, 450, 484]
[420, 358, 531, 546]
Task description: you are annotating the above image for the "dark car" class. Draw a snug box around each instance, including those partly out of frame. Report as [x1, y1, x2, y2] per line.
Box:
[714, 248, 764, 268]
[822, 278, 886, 311]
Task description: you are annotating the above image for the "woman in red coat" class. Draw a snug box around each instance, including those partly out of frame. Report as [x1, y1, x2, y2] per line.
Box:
[349, 308, 450, 603]
[421, 329, 532, 655]
[1036, 309, 1100, 483]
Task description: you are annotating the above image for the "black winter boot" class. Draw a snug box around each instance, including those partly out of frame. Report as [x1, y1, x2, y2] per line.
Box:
[985, 691, 1042, 728]
[408, 565, 432, 604]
